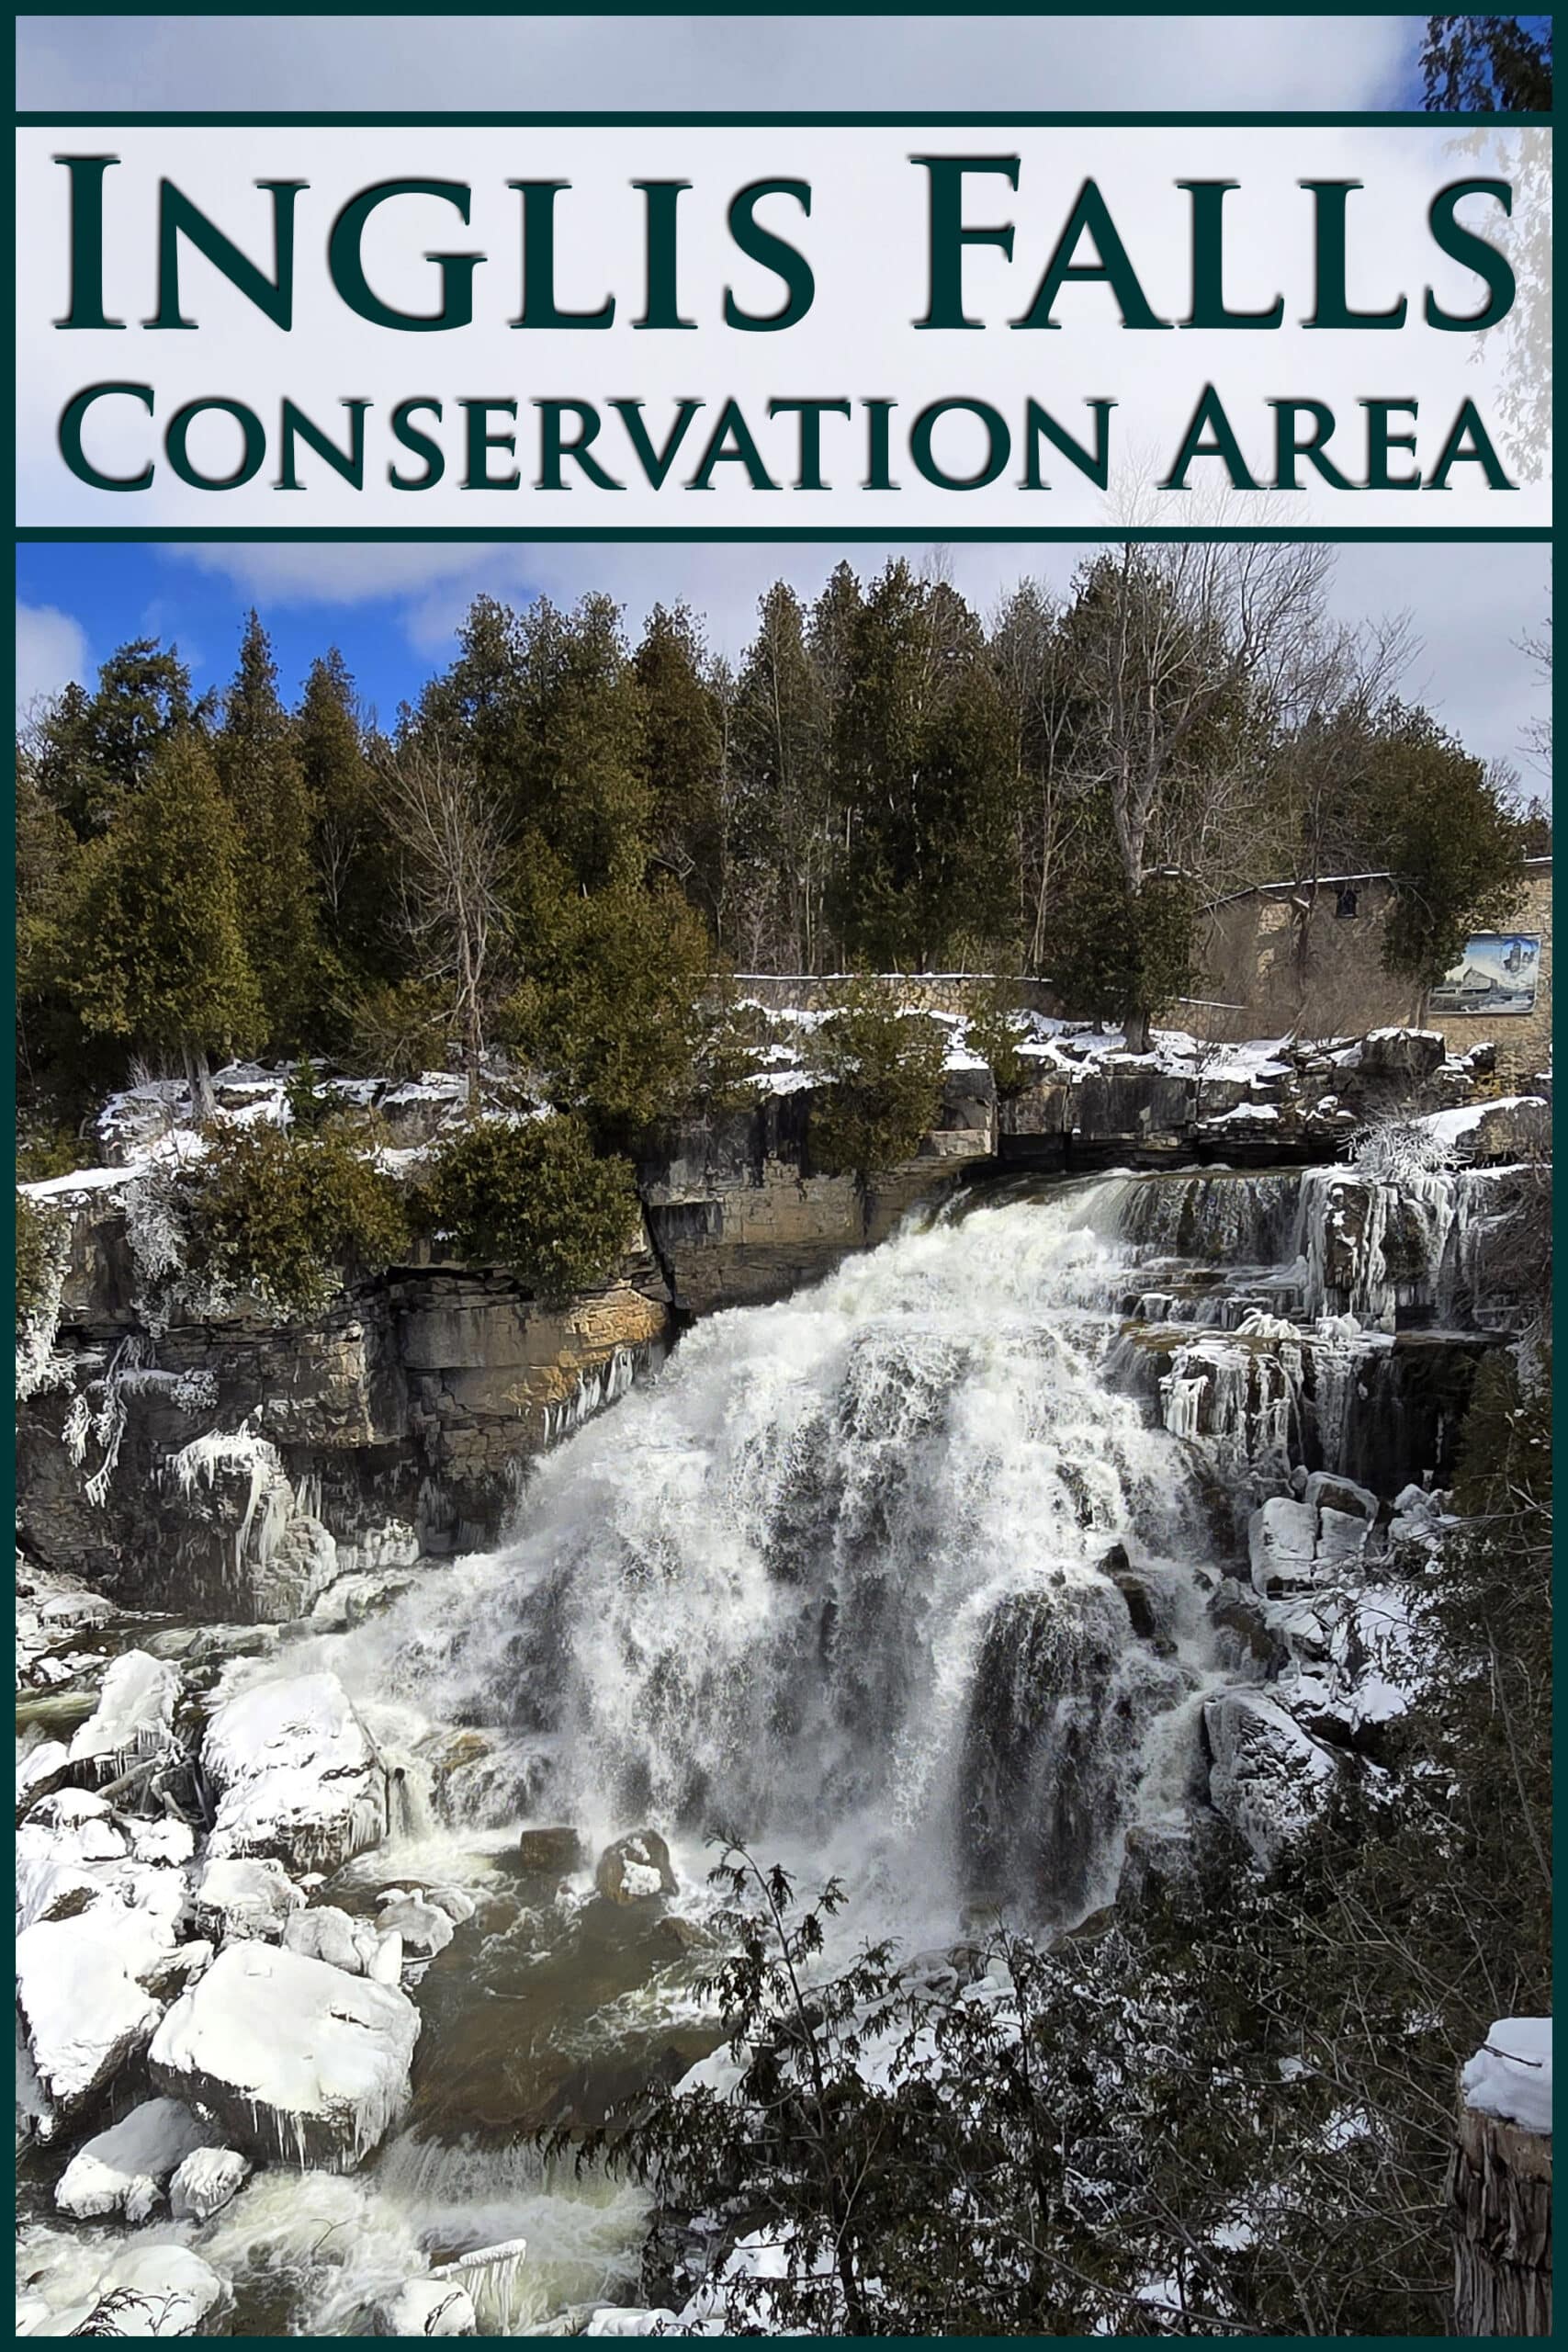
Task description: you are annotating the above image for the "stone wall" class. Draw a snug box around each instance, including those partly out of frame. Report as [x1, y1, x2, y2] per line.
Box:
[731, 973, 1059, 1018]
[1194, 861, 1552, 1083]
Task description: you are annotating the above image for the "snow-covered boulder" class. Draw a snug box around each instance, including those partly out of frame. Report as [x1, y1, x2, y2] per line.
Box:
[594, 1830, 677, 1905]
[191, 1854, 305, 1944]
[1204, 1689, 1339, 1862]
[148, 1939, 420, 2170]
[54, 2098, 210, 2222]
[17, 1788, 191, 1933]
[66, 1650, 182, 1784]
[68, 2245, 228, 2337]
[284, 1903, 402, 1981]
[375, 1890, 455, 1958]
[168, 2143, 252, 2222]
[1247, 1497, 1320, 1599]
[202, 1671, 389, 1876]
[378, 2279, 479, 2336]
[17, 1903, 175, 2134]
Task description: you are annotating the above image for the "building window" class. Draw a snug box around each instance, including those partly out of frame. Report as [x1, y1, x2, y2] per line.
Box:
[1336, 887, 1359, 919]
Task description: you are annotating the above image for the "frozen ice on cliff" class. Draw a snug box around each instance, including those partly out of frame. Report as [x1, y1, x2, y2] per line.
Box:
[148, 1940, 420, 2171]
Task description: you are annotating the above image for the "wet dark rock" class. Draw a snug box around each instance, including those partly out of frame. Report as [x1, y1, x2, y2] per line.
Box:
[594, 1829, 678, 1905]
[516, 1826, 585, 1876]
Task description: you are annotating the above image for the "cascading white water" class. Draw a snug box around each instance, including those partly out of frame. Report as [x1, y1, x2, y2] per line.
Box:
[333, 1178, 1228, 1932]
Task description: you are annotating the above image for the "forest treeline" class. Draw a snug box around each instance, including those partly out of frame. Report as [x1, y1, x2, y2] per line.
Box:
[16, 547, 1545, 1127]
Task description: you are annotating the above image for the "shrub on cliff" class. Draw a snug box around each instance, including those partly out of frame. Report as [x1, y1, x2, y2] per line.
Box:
[16, 1192, 57, 1328]
[962, 980, 1034, 1098]
[424, 1114, 637, 1304]
[184, 1124, 408, 1317]
[806, 984, 947, 1182]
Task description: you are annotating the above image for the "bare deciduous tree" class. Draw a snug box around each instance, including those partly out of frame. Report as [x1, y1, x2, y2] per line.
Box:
[375, 731, 510, 1114]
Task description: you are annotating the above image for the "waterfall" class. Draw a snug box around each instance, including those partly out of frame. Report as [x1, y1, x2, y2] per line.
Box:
[333, 1179, 1224, 1930]
[326, 1156, 1505, 1934]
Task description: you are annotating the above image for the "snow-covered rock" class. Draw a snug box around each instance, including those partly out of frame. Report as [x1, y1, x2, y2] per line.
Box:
[148, 1939, 420, 2170]
[594, 1830, 677, 1905]
[202, 1671, 389, 1875]
[67, 2245, 229, 2337]
[17, 1903, 175, 2133]
[66, 1650, 181, 1784]
[168, 2143, 252, 2222]
[1247, 1497, 1321, 1599]
[17, 1788, 192, 1933]
[191, 1853, 305, 1945]
[283, 1903, 401, 1980]
[378, 2279, 478, 2336]
[375, 1890, 455, 1958]
[430, 2238, 531, 2334]
[1461, 2018, 1552, 2136]
[1204, 1689, 1339, 1862]
[54, 2098, 210, 2223]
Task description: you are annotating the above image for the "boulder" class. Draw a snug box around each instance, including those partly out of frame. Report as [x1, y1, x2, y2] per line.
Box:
[55, 2098, 211, 2223]
[17, 1903, 175, 2135]
[168, 2144, 252, 2222]
[594, 1830, 678, 1905]
[67, 2245, 228, 2337]
[202, 1671, 389, 1876]
[375, 1890, 456, 1959]
[1204, 1689, 1338, 1862]
[66, 1650, 182, 1784]
[284, 1903, 402, 1980]
[1247, 1495, 1320, 1599]
[378, 2280, 479, 2336]
[149, 1939, 420, 2171]
[191, 1854, 305, 1945]
[516, 1826, 585, 1875]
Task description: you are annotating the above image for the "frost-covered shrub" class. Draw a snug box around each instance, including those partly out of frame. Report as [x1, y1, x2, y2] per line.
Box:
[1347, 1114, 1456, 1183]
[806, 982, 947, 1181]
[184, 1125, 409, 1317]
[424, 1114, 636, 1304]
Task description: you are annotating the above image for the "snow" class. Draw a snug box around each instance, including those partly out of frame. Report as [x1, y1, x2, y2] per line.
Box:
[62, 2244, 229, 2336]
[202, 1670, 389, 1875]
[148, 1939, 421, 2171]
[383, 2279, 478, 2335]
[284, 1903, 404, 1979]
[168, 2144, 252, 2222]
[67, 1649, 181, 1782]
[1461, 2018, 1553, 2135]
[191, 1854, 306, 1944]
[17, 1903, 174, 2129]
[54, 2098, 211, 2223]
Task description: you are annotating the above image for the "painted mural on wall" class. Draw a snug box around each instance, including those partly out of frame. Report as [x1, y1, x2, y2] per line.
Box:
[1430, 933, 1541, 1017]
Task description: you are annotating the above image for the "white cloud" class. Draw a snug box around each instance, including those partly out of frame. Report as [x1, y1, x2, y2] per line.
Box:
[16, 600, 90, 721]
[17, 14, 1414, 112]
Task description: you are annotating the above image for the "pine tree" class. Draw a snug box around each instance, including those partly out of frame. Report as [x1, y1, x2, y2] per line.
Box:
[635, 603, 727, 936]
[37, 640, 193, 838]
[296, 649, 399, 999]
[734, 583, 830, 970]
[63, 729, 261, 1094]
[216, 612, 324, 1048]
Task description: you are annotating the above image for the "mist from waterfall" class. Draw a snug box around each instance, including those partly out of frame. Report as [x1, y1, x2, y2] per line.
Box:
[333, 1175, 1234, 1934]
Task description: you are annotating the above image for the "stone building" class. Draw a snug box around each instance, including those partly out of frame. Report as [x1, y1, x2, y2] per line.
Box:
[1193, 857, 1552, 1083]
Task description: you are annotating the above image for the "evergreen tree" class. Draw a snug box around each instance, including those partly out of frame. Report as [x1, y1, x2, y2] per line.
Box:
[36, 639, 193, 838]
[216, 612, 324, 1048]
[62, 729, 261, 1093]
[635, 603, 727, 936]
[296, 649, 400, 999]
[733, 582, 830, 970]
